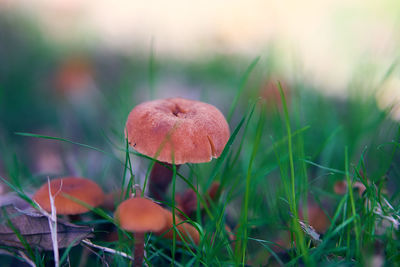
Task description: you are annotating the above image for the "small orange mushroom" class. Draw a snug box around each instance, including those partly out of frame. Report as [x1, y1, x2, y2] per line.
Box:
[205, 181, 222, 208]
[259, 79, 290, 111]
[115, 197, 167, 267]
[33, 177, 104, 215]
[101, 189, 124, 211]
[207, 181, 221, 201]
[156, 208, 200, 245]
[334, 180, 366, 197]
[54, 57, 93, 98]
[176, 188, 197, 217]
[299, 203, 330, 233]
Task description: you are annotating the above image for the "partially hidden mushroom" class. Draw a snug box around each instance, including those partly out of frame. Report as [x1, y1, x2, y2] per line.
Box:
[115, 197, 167, 267]
[259, 78, 290, 111]
[125, 98, 230, 201]
[205, 181, 222, 207]
[175, 188, 197, 218]
[334, 180, 366, 197]
[175, 181, 223, 218]
[156, 208, 200, 245]
[299, 203, 330, 233]
[102, 189, 123, 211]
[33, 177, 105, 219]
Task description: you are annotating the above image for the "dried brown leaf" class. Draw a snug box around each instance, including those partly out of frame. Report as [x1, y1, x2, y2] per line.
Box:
[0, 205, 93, 251]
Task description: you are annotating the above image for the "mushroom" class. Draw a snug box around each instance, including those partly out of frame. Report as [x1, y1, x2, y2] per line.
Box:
[33, 177, 105, 219]
[125, 97, 230, 200]
[114, 197, 167, 267]
[156, 208, 200, 245]
[175, 181, 223, 218]
[299, 203, 330, 233]
[54, 57, 94, 100]
[259, 78, 290, 111]
[205, 181, 222, 207]
[175, 188, 197, 218]
[334, 180, 366, 197]
[101, 189, 123, 211]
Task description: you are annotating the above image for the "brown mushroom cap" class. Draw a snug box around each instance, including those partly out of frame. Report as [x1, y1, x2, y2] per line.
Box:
[299, 204, 330, 233]
[125, 98, 230, 164]
[334, 180, 366, 197]
[115, 198, 167, 233]
[156, 208, 200, 244]
[33, 177, 105, 215]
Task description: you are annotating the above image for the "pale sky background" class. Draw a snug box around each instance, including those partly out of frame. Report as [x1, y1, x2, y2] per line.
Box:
[2, 0, 400, 100]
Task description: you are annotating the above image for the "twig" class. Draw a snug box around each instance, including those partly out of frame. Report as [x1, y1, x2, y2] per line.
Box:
[371, 196, 400, 230]
[298, 220, 321, 245]
[81, 244, 110, 267]
[81, 239, 134, 261]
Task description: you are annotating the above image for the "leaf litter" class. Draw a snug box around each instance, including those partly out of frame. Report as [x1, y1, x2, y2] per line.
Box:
[0, 195, 93, 251]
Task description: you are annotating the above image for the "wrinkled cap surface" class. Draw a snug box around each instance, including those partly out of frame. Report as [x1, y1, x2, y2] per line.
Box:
[115, 197, 167, 233]
[33, 177, 105, 215]
[125, 98, 230, 164]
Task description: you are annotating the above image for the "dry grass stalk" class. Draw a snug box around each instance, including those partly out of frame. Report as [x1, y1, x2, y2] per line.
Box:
[81, 239, 134, 261]
[47, 177, 62, 267]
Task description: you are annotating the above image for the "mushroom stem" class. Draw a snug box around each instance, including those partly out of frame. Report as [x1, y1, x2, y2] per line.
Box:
[133, 232, 145, 267]
[133, 184, 142, 198]
[149, 162, 180, 201]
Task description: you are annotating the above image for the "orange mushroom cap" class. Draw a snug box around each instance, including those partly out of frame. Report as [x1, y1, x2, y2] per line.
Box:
[334, 180, 366, 197]
[299, 204, 330, 233]
[125, 98, 230, 164]
[55, 57, 93, 96]
[175, 189, 197, 216]
[156, 208, 200, 244]
[33, 177, 105, 215]
[115, 197, 167, 233]
[207, 181, 221, 201]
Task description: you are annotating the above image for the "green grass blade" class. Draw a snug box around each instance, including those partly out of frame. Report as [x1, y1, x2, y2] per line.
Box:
[278, 82, 309, 264]
[205, 112, 247, 188]
[238, 103, 265, 265]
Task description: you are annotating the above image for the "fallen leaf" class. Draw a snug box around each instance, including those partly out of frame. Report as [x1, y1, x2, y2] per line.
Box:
[0, 205, 93, 251]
